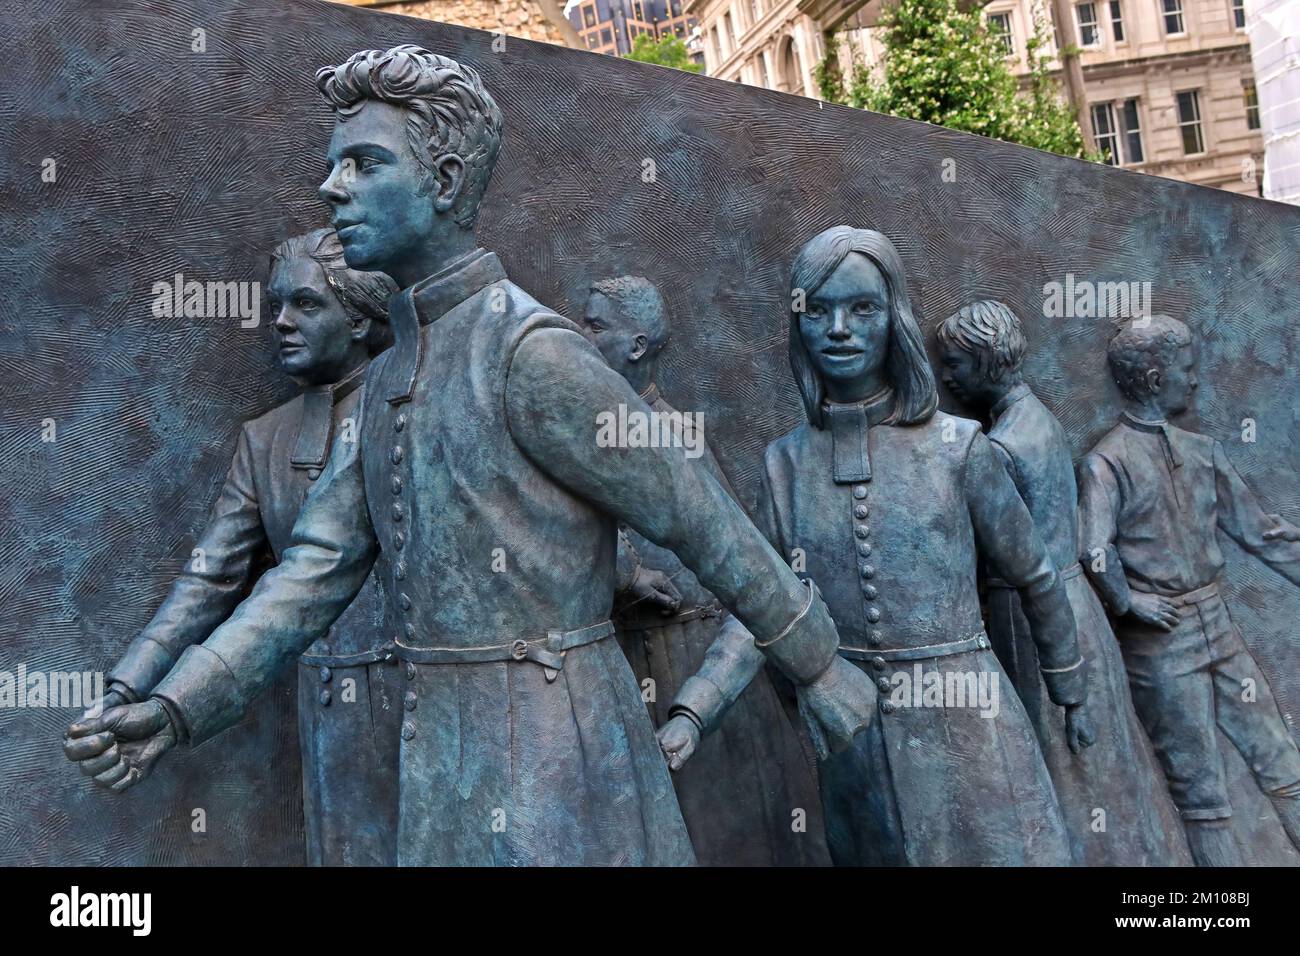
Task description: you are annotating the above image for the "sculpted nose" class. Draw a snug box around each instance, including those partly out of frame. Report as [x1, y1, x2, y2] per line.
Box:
[828, 309, 852, 339]
[273, 307, 294, 332]
[318, 168, 348, 206]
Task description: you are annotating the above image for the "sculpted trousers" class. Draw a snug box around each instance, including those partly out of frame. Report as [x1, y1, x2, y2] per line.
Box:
[1117, 586, 1300, 820]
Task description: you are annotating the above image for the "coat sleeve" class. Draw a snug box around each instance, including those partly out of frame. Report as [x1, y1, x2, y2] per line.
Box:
[1214, 440, 1300, 586]
[107, 426, 270, 700]
[150, 391, 380, 746]
[1076, 451, 1134, 615]
[966, 430, 1086, 706]
[504, 326, 838, 686]
[670, 465, 783, 734]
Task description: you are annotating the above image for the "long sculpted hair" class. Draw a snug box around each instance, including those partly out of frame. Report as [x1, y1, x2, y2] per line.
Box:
[788, 226, 938, 428]
[271, 227, 398, 356]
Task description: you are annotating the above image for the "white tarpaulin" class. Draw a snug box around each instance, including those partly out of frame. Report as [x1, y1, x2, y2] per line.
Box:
[1249, 0, 1300, 204]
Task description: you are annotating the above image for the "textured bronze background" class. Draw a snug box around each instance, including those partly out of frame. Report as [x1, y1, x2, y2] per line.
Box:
[1, 0, 1297, 863]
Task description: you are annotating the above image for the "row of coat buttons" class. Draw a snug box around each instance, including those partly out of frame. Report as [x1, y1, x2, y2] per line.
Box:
[393, 410, 416, 743]
[851, 483, 892, 714]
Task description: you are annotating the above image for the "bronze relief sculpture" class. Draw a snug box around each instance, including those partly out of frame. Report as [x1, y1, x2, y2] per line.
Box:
[581, 275, 829, 866]
[1078, 316, 1300, 866]
[64, 46, 875, 866]
[72, 228, 400, 865]
[668, 227, 1094, 864]
[936, 301, 1190, 866]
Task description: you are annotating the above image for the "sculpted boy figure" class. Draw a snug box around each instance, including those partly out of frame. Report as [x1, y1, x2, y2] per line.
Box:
[936, 301, 1189, 866]
[1078, 316, 1300, 866]
[582, 275, 829, 866]
[65, 46, 874, 866]
[67, 229, 401, 865]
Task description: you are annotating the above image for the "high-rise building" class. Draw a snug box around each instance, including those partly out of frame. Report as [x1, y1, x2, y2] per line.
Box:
[689, 0, 1265, 195]
[328, 0, 584, 48]
[567, 0, 702, 57]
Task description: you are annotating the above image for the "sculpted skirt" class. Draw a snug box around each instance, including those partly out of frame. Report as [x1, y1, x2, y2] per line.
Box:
[619, 613, 830, 866]
[296, 657, 402, 866]
[820, 646, 1072, 866]
[394, 635, 696, 866]
[987, 571, 1192, 866]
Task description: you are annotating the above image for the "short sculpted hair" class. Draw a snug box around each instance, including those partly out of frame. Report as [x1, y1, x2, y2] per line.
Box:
[590, 276, 670, 355]
[936, 300, 1027, 384]
[316, 45, 503, 229]
[271, 228, 398, 355]
[1107, 316, 1193, 400]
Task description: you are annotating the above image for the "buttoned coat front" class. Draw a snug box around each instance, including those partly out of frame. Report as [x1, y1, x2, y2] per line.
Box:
[758, 404, 1077, 865]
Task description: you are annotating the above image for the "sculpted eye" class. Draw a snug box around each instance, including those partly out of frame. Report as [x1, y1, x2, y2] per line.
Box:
[358, 156, 382, 173]
[854, 301, 879, 314]
[295, 297, 318, 311]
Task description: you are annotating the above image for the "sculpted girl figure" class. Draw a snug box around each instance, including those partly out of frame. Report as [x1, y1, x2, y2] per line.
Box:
[660, 226, 1095, 865]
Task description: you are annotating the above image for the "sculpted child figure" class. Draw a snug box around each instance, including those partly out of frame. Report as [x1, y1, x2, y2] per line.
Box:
[662, 226, 1095, 865]
[936, 301, 1189, 866]
[70, 228, 401, 865]
[64, 46, 875, 866]
[582, 275, 829, 866]
[1078, 316, 1300, 866]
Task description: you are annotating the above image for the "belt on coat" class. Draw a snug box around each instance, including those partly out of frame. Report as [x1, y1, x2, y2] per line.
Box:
[299, 644, 395, 667]
[393, 620, 615, 682]
[619, 601, 724, 631]
[987, 561, 1083, 590]
[1128, 579, 1220, 607]
[838, 632, 991, 663]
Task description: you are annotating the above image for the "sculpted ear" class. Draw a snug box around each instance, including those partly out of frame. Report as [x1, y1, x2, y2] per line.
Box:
[429, 153, 467, 214]
[1144, 368, 1162, 394]
[629, 332, 649, 363]
[349, 315, 371, 344]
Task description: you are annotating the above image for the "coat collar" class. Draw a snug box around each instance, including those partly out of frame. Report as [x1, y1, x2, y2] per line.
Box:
[990, 382, 1032, 420]
[290, 362, 367, 471]
[823, 386, 894, 484]
[380, 248, 508, 405]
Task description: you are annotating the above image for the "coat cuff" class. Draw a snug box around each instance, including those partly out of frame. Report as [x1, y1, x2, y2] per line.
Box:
[107, 636, 178, 700]
[669, 676, 726, 735]
[754, 579, 838, 685]
[1041, 656, 1088, 707]
[150, 645, 246, 746]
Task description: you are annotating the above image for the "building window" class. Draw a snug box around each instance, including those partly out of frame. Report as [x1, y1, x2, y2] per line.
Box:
[1176, 90, 1205, 154]
[724, 10, 738, 47]
[1076, 3, 1101, 46]
[987, 12, 1014, 56]
[1090, 98, 1144, 165]
[1244, 82, 1260, 129]
[1160, 0, 1185, 36]
[750, 0, 763, 26]
[671, 0, 682, 15]
[601, 26, 613, 45]
[1231, 0, 1246, 30]
[712, 25, 723, 61]
[756, 53, 770, 87]
[1109, 1, 1125, 42]
[582, 5, 596, 27]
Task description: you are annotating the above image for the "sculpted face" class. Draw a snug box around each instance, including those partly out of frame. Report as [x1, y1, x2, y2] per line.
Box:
[1154, 343, 1199, 417]
[267, 256, 362, 385]
[938, 343, 992, 409]
[581, 292, 644, 376]
[800, 252, 891, 399]
[318, 100, 436, 276]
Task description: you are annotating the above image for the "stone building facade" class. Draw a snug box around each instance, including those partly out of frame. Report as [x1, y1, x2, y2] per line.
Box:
[689, 0, 1264, 194]
[330, 0, 583, 46]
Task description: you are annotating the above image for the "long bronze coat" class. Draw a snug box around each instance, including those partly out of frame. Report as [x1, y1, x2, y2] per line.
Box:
[149, 249, 845, 866]
[757, 391, 1080, 865]
[984, 384, 1190, 865]
[108, 368, 399, 865]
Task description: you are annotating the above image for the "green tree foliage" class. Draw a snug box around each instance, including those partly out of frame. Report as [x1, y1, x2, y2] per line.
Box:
[625, 34, 704, 73]
[818, 0, 1092, 159]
